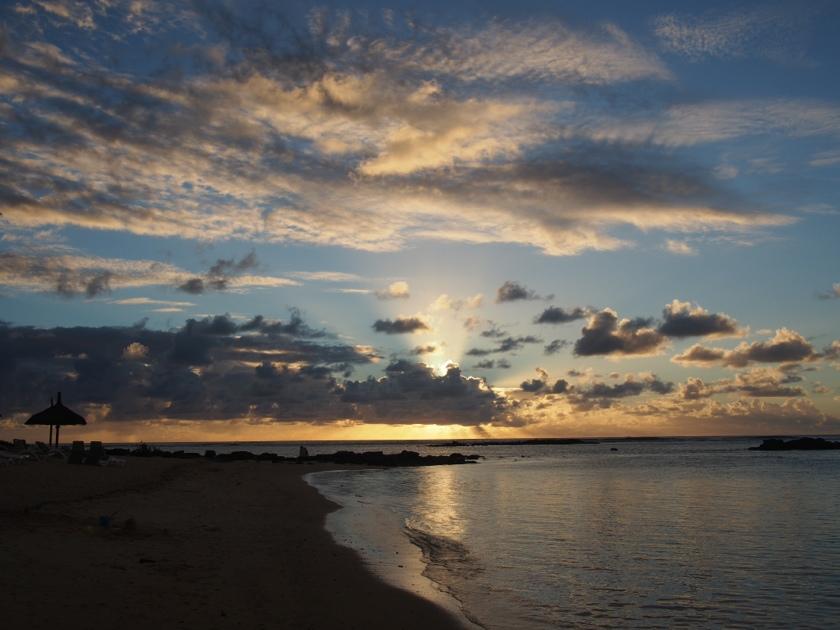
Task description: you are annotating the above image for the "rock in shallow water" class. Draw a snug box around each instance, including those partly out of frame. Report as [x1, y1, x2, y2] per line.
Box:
[749, 437, 840, 451]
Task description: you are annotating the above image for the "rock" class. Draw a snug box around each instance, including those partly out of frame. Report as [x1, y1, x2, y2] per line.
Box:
[749, 437, 840, 451]
[298, 450, 476, 467]
[427, 437, 599, 447]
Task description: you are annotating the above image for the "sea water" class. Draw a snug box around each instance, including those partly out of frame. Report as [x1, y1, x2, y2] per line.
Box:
[306, 438, 840, 629]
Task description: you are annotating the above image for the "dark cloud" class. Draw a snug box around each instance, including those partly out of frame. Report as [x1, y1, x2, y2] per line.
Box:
[551, 379, 569, 394]
[520, 368, 549, 393]
[574, 309, 667, 357]
[410, 344, 437, 355]
[496, 281, 551, 303]
[658, 300, 739, 338]
[466, 335, 542, 356]
[480, 323, 506, 338]
[535, 306, 587, 324]
[817, 283, 840, 300]
[240, 310, 326, 338]
[208, 251, 258, 277]
[564, 374, 674, 409]
[178, 278, 210, 294]
[338, 360, 508, 425]
[84, 271, 112, 298]
[472, 359, 512, 370]
[372, 317, 430, 334]
[520, 379, 546, 392]
[0, 311, 376, 423]
[544, 339, 569, 355]
[671, 344, 726, 365]
[177, 251, 259, 294]
[678, 369, 805, 400]
[1, 252, 122, 299]
[672, 329, 819, 367]
[0, 2, 792, 261]
[583, 376, 673, 399]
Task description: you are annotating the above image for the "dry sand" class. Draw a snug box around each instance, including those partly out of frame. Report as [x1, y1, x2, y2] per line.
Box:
[0, 458, 466, 629]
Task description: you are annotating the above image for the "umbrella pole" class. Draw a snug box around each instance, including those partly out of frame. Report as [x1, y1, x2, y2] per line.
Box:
[49, 424, 53, 447]
[55, 425, 60, 448]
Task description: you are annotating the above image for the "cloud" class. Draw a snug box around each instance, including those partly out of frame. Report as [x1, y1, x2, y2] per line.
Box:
[463, 316, 482, 331]
[0, 312, 377, 423]
[0, 10, 794, 260]
[574, 309, 667, 357]
[289, 271, 364, 282]
[122, 342, 149, 361]
[472, 359, 511, 370]
[678, 368, 805, 400]
[523, 372, 676, 410]
[551, 379, 569, 394]
[496, 281, 551, 303]
[672, 328, 819, 367]
[672, 344, 728, 366]
[0, 251, 182, 297]
[566, 99, 840, 148]
[112, 297, 196, 308]
[0, 250, 295, 297]
[375, 19, 671, 85]
[430, 293, 483, 311]
[577, 374, 674, 399]
[466, 335, 542, 357]
[520, 368, 549, 393]
[810, 151, 840, 167]
[479, 323, 507, 338]
[338, 360, 507, 426]
[376, 281, 411, 300]
[372, 316, 430, 334]
[177, 251, 275, 294]
[410, 344, 437, 356]
[653, 5, 815, 63]
[817, 283, 840, 300]
[665, 239, 696, 255]
[658, 300, 741, 338]
[544, 339, 570, 355]
[534, 306, 588, 324]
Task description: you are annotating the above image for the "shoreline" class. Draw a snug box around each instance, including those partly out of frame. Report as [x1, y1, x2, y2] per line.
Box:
[0, 458, 466, 629]
[306, 469, 483, 629]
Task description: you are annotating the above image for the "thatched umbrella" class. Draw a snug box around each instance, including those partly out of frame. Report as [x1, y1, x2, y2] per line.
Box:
[25, 392, 86, 447]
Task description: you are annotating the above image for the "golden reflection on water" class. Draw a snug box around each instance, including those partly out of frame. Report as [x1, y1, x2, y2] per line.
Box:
[411, 465, 465, 539]
[316, 445, 840, 629]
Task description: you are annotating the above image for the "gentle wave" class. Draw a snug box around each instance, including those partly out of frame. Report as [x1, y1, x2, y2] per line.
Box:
[309, 439, 840, 629]
[403, 522, 487, 628]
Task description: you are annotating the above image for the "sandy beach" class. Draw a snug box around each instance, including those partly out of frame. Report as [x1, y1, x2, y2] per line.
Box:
[0, 458, 465, 630]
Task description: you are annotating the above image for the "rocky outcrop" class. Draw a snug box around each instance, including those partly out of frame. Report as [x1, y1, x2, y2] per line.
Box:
[427, 438, 598, 447]
[749, 437, 840, 451]
[104, 446, 477, 466]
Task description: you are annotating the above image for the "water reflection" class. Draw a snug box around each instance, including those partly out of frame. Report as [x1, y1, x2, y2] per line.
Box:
[410, 466, 465, 539]
[311, 440, 840, 629]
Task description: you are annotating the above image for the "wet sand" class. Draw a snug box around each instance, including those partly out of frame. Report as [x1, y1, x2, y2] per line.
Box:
[0, 458, 465, 629]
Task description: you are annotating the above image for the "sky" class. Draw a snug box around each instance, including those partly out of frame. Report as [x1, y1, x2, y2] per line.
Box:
[1, 0, 839, 442]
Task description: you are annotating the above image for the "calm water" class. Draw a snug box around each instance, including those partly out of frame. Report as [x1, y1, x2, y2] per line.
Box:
[306, 438, 840, 629]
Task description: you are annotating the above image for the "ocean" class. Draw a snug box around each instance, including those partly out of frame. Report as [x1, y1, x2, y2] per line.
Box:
[299, 437, 840, 629]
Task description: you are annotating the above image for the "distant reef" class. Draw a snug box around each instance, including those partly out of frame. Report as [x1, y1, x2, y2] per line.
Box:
[427, 438, 598, 447]
[749, 437, 840, 451]
[106, 445, 479, 466]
